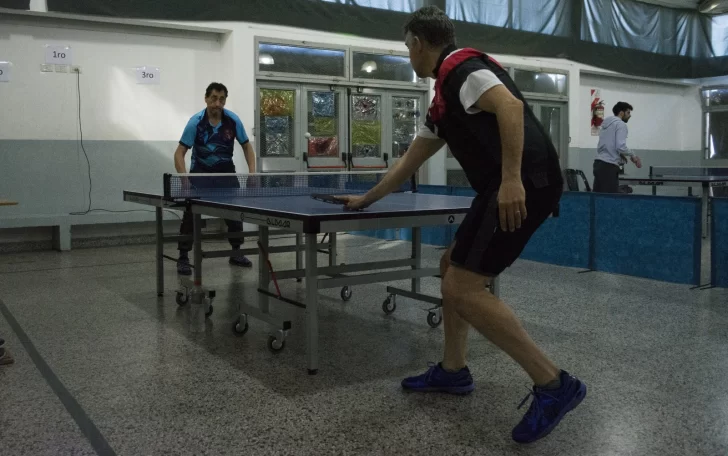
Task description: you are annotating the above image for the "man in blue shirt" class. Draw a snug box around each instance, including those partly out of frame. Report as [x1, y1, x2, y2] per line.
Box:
[174, 82, 256, 275]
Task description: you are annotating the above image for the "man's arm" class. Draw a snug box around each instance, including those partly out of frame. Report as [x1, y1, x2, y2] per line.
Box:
[341, 135, 445, 209]
[473, 85, 524, 181]
[474, 84, 527, 231]
[242, 141, 256, 173]
[616, 124, 633, 157]
[174, 144, 190, 173]
[233, 114, 256, 173]
[616, 124, 642, 168]
[176, 115, 196, 173]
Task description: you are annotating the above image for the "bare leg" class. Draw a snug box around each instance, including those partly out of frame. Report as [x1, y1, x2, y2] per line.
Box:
[439, 245, 470, 372]
[441, 264, 559, 386]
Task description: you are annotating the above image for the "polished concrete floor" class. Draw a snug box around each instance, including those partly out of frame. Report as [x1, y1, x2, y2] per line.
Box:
[0, 234, 727, 456]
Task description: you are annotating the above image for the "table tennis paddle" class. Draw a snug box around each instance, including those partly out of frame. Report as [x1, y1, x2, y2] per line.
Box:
[310, 194, 362, 211]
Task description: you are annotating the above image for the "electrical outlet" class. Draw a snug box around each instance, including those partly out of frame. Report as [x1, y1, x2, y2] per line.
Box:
[55, 64, 69, 73]
[40, 64, 53, 72]
[71, 65, 82, 74]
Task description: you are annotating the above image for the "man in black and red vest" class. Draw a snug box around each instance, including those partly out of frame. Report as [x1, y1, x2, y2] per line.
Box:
[336, 6, 586, 444]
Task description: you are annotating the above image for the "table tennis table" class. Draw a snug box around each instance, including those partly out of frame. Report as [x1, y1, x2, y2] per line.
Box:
[619, 166, 728, 238]
[124, 171, 487, 374]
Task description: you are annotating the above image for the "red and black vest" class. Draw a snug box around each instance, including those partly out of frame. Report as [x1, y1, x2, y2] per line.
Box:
[424, 46, 562, 194]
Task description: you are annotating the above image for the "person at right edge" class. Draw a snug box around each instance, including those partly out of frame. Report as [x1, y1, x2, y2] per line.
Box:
[593, 101, 642, 192]
[334, 6, 587, 444]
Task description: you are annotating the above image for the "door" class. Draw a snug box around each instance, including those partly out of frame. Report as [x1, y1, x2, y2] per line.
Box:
[536, 102, 568, 169]
[349, 89, 388, 170]
[257, 83, 428, 173]
[390, 93, 425, 167]
[527, 100, 568, 169]
[303, 86, 348, 171]
[257, 83, 300, 172]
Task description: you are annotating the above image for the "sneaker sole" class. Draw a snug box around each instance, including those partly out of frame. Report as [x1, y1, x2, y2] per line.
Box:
[513, 381, 587, 444]
[402, 384, 475, 395]
[0, 352, 15, 365]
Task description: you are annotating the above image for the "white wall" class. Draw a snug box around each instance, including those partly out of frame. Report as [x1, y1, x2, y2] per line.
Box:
[0, 17, 233, 222]
[571, 73, 704, 194]
[0, 22, 225, 142]
[578, 74, 701, 151]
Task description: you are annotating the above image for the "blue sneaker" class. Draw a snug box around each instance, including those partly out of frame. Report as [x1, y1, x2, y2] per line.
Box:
[177, 258, 192, 276]
[229, 254, 252, 268]
[401, 362, 475, 395]
[511, 370, 587, 443]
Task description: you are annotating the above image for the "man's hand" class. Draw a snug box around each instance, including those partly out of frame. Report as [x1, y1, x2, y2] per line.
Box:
[498, 178, 527, 232]
[631, 155, 642, 169]
[334, 194, 373, 211]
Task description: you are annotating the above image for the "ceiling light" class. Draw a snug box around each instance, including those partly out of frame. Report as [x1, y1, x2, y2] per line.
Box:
[362, 61, 377, 73]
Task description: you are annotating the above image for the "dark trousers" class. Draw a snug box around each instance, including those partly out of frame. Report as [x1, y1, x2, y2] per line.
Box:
[178, 211, 243, 253]
[592, 159, 620, 193]
[178, 168, 243, 253]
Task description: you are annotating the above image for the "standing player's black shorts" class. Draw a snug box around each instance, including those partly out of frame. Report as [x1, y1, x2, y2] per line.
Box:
[450, 177, 562, 277]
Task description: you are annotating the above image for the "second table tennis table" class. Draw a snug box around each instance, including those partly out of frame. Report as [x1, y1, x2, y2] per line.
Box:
[619, 166, 728, 287]
[619, 166, 728, 238]
[124, 171, 485, 374]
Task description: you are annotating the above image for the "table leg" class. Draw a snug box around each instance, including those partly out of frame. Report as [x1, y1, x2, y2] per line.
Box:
[305, 232, 319, 375]
[702, 184, 709, 239]
[193, 213, 203, 287]
[155, 207, 164, 297]
[491, 276, 500, 298]
[295, 233, 303, 273]
[329, 232, 337, 267]
[259, 226, 270, 315]
[190, 213, 205, 332]
[411, 227, 421, 294]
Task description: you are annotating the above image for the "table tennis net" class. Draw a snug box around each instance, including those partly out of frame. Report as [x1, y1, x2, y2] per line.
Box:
[164, 172, 416, 199]
[651, 166, 728, 177]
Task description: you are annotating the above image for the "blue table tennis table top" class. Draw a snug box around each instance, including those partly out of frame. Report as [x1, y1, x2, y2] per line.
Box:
[190, 192, 474, 218]
[124, 188, 475, 233]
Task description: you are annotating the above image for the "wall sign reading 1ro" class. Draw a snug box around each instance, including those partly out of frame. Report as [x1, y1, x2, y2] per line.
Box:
[0, 61, 10, 83]
[136, 66, 161, 85]
[45, 45, 73, 65]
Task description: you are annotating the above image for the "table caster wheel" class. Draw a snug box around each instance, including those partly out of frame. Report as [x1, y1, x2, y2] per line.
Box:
[427, 311, 442, 328]
[340, 286, 352, 302]
[232, 316, 249, 336]
[268, 335, 285, 353]
[382, 295, 396, 315]
[205, 305, 213, 318]
[175, 291, 188, 306]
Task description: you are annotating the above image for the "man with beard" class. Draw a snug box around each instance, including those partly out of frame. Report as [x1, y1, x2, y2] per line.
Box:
[174, 82, 256, 274]
[593, 101, 642, 193]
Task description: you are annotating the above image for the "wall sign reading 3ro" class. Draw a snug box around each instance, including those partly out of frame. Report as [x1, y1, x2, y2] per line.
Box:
[136, 66, 161, 84]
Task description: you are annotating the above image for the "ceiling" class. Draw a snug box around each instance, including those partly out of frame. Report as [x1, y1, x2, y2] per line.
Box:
[634, 0, 701, 8]
[635, 0, 727, 13]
